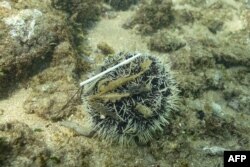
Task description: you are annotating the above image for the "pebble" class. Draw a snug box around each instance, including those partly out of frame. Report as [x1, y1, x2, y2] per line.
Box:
[211, 102, 224, 117]
[203, 146, 227, 156]
[0, 1, 11, 10]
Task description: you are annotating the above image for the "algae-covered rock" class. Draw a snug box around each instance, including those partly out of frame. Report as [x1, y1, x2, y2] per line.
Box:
[0, 121, 50, 167]
[222, 68, 250, 114]
[130, 0, 174, 34]
[212, 43, 250, 67]
[51, 0, 102, 55]
[0, 2, 67, 98]
[128, 0, 198, 34]
[0, 121, 92, 167]
[51, 0, 102, 28]
[148, 30, 186, 52]
[204, 69, 224, 89]
[97, 42, 115, 55]
[23, 42, 87, 121]
[207, 20, 224, 34]
[104, 0, 139, 10]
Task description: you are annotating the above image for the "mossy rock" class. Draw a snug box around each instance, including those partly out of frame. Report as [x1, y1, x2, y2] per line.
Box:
[0, 122, 50, 166]
[97, 42, 115, 55]
[0, 8, 66, 98]
[51, 0, 102, 28]
[148, 30, 186, 52]
[132, 0, 174, 34]
[104, 0, 139, 10]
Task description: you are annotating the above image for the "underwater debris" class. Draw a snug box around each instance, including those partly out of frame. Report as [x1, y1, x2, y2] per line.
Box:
[82, 52, 179, 144]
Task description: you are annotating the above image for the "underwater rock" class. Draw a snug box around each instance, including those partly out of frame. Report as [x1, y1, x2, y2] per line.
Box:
[51, 0, 102, 55]
[212, 44, 250, 67]
[82, 53, 179, 144]
[148, 30, 186, 52]
[226, 92, 250, 114]
[104, 0, 139, 10]
[0, 121, 50, 167]
[207, 20, 224, 34]
[130, 0, 174, 34]
[176, 73, 207, 98]
[0, 1, 11, 10]
[205, 69, 224, 89]
[188, 99, 205, 112]
[211, 102, 223, 117]
[3, 9, 43, 42]
[51, 0, 101, 28]
[191, 46, 216, 69]
[221, 67, 250, 114]
[0, 121, 92, 166]
[97, 42, 115, 55]
[0, 3, 66, 98]
[23, 42, 87, 121]
[203, 146, 227, 156]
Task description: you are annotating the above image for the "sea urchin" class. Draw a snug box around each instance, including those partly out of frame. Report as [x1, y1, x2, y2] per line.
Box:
[82, 52, 178, 145]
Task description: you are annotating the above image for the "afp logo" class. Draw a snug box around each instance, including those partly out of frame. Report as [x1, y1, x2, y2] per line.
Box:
[224, 151, 250, 167]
